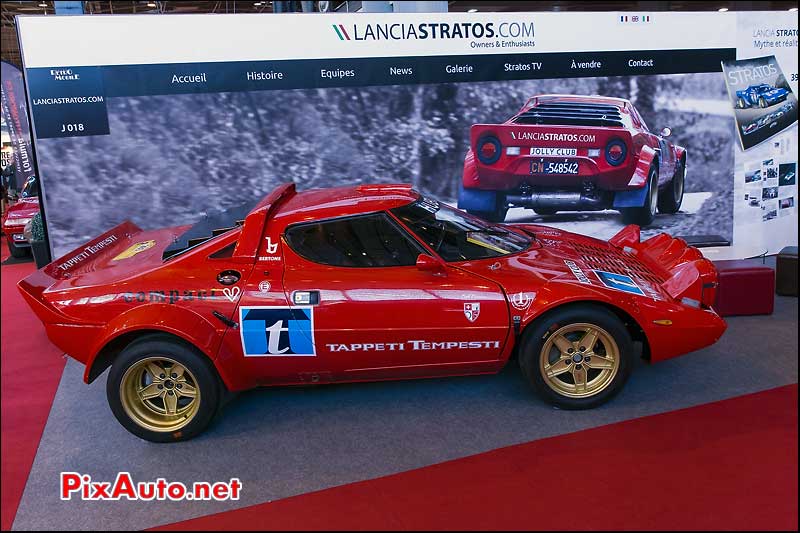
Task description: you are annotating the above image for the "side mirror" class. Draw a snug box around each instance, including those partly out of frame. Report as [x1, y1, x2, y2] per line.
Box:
[660, 127, 672, 138]
[416, 254, 445, 274]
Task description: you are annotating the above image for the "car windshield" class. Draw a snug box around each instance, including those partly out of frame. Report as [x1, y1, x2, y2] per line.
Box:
[21, 176, 39, 198]
[391, 197, 530, 262]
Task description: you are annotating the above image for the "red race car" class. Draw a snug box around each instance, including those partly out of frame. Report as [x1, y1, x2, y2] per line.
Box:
[459, 94, 687, 225]
[19, 184, 724, 442]
[2, 176, 41, 258]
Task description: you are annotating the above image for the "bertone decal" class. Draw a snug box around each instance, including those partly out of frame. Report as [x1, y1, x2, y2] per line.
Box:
[564, 260, 592, 284]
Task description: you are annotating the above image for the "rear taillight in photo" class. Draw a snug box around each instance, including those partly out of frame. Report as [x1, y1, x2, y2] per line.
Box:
[476, 136, 502, 165]
[605, 139, 627, 166]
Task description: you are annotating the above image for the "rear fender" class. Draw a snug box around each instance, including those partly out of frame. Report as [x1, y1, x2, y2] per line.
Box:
[613, 146, 657, 208]
[84, 304, 235, 387]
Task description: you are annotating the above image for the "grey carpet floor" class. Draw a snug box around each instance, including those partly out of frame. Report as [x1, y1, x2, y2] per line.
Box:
[11, 296, 798, 531]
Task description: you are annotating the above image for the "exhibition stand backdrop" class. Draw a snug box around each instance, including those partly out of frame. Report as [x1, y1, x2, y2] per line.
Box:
[12, 10, 799, 261]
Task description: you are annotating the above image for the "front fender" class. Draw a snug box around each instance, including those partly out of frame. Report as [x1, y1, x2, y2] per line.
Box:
[84, 304, 224, 384]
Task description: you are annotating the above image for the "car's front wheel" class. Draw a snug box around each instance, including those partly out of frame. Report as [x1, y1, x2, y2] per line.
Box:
[107, 336, 221, 442]
[519, 305, 633, 409]
[620, 166, 658, 226]
[737, 97, 747, 108]
[759, 97, 768, 108]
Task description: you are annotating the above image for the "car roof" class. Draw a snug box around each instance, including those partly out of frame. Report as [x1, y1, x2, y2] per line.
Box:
[272, 184, 419, 225]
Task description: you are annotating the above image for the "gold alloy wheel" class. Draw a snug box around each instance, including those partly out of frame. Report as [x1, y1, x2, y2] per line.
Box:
[539, 323, 620, 398]
[119, 356, 201, 433]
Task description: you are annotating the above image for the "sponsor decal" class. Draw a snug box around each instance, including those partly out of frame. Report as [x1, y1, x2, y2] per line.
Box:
[464, 302, 481, 322]
[55, 234, 119, 271]
[326, 340, 501, 352]
[593, 270, 645, 296]
[258, 280, 272, 293]
[265, 236, 279, 255]
[510, 131, 596, 143]
[123, 289, 223, 303]
[529, 147, 578, 157]
[564, 260, 592, 284]
[240, 306, 315, 357]
[510, 291, 534, 311]
[222, 286, 241, 302]
[113, 240, 156, 261]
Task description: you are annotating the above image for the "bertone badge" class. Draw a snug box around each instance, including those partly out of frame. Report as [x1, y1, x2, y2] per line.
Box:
[464, 302, 481, 322]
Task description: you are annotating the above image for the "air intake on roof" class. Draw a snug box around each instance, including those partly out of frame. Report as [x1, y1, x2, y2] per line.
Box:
[514, 102, 624, 127]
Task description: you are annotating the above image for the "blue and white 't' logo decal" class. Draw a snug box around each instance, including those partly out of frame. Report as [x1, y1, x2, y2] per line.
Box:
[240, 306, 315, 357]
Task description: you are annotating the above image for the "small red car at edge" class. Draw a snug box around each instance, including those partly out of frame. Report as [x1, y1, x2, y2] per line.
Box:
[19, 183, 725, 442]
[2, 176, 41, 258]
[459, 94, 687, 225]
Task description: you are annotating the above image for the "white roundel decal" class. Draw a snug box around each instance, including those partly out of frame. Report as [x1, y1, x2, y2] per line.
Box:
[258, 281, 272, 293]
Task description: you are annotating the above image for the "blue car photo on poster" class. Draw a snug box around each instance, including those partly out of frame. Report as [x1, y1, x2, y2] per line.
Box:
[239, 306, 316, 357]
[593, 270, 646, 296]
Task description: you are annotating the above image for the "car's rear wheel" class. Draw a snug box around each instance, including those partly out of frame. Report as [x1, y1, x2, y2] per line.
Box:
[620, 166, 658, 226]
[737, 97, 747, 108]
[759, 97, 768, 108]
[7, 238, 29, 258]
[533, 208, 558, 216]
[107, 337, 221, 442]
[466, 195, 508, 223]
[519, 305, 633, 409]
[658, 156, 685, 214]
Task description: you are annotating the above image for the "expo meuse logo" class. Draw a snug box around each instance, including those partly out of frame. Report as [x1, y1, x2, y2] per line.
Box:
[332, 21, 534, 41]
[240, 307, 315, 357]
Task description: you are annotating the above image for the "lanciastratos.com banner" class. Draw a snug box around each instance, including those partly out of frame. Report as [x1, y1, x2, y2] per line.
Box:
[16, 11, 735, 67]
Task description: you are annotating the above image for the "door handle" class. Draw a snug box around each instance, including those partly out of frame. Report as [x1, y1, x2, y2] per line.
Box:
[292, 290, 320, 305]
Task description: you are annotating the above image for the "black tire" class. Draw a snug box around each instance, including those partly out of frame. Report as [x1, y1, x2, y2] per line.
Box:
[107, 336, 221, 442]
[533, 208, 558, 216]
[8, 239, 30, 258]
[657, 156, 685, 214]
[759, 97, 768, 108]
[519, 304, 633, 409]
[620, 166, 658, 226]
[737, 97, 746, 109]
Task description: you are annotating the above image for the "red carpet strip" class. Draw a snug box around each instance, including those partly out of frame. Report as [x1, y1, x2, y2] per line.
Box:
[155, 383, 798, 531]
[1, 244, 66, 530]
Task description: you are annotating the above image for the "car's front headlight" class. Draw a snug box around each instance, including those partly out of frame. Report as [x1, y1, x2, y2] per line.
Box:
[4, 217, 32, 228]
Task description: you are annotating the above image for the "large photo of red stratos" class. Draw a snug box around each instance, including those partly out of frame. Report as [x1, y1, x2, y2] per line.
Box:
[459, 94, 686, 226]
[35, 73, 734, 257]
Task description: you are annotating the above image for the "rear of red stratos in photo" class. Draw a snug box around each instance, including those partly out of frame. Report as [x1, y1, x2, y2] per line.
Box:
[459, 94, 687, 225]
[18, 183, 725, 442]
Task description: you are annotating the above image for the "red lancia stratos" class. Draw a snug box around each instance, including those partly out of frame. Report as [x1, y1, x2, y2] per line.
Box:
[459, 94, 687, 225]
[19, 184, 725, 442]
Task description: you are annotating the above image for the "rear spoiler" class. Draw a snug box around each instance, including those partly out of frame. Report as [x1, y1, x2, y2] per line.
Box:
[609, 225, 718, 308]
[42, 221, 142, 280]
[232, 182, 296, 261]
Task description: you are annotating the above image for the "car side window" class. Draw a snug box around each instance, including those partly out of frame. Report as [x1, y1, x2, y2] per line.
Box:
[285, 213, 424, 268]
